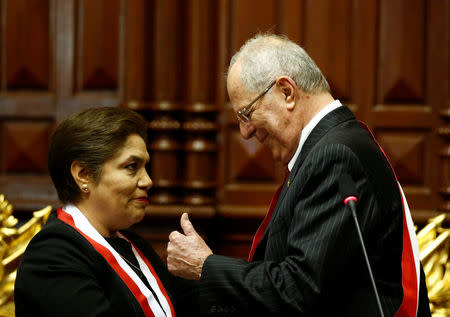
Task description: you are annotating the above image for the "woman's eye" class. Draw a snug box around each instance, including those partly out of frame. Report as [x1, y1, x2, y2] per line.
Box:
[125, 163, 137, 171]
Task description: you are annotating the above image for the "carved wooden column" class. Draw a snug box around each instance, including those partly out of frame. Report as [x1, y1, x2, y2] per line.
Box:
[182, 0, 218, 209]
[121, 0, 185, 256]
[183, 107, 216, 206]
[147, 106, 183, 205]
[124, 0, 185, 209]
[147, 0, 184, 207]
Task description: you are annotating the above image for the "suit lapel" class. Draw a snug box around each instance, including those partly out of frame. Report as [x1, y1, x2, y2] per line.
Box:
[252, 106, 356, 260]
[295, 106, 355, 174]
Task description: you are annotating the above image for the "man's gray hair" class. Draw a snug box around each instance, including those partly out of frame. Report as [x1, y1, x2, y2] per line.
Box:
[229, 34, 330, 94]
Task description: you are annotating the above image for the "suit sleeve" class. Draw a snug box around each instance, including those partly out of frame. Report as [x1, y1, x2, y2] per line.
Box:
[14, 230, 126, 317]
[199, 144, 371, 315]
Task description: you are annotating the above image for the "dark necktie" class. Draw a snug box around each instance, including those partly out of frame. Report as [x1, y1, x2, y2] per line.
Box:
[248, 169, 290, 262]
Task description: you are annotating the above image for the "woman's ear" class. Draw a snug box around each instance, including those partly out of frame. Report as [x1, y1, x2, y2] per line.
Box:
[71, 161, 91, 191]
[277, 76, 297, 110]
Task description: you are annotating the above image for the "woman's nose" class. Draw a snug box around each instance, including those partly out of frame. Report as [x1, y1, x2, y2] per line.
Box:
[138, 169, 152, 190]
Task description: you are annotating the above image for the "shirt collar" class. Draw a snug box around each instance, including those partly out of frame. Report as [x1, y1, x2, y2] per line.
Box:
[287, 99, 342, 171]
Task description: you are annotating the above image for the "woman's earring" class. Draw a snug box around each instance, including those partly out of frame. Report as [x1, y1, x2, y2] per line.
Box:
[81, 183, 89, 192]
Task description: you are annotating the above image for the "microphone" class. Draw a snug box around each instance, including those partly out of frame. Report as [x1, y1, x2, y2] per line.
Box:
[338, 174, 385, 317]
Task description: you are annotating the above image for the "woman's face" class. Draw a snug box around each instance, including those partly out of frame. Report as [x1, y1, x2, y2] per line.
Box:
[87, 134, 152, 233]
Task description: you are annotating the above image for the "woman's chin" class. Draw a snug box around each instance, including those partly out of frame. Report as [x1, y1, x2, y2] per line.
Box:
[133, 209, 146, 224]
[122, 208, 146, 229]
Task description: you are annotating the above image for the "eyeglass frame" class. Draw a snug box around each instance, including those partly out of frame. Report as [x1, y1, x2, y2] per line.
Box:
[236, 80, 276, 123]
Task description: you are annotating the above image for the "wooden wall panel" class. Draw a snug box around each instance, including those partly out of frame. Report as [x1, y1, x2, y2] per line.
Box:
[79, 0, 120, 91]
[376, 131, 428, 184]
[6, 0, 50, 90]
[231, 0, 277, 49]
[372, 0, 439, 221]
[428, 0, 449, 215]
[2, 120, 52, 173]
[228, 132, 277, 182]
[277, 0, 303, 44]
[0, 0, 124, 213]
[0, 95, 55, 118]
[0, 1, 447, 261]
[378, 0, 425, 102]
[0, 0, 57, 213]
[56, 0, 122, 119]
[348, 0, 377, 122]
[303, 0, 352, 101]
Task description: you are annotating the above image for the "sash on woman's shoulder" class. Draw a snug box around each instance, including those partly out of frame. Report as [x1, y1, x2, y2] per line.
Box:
[57, 204, 175, 317]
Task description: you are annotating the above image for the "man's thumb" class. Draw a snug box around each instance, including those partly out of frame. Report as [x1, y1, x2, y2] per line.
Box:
[180, 213, 196, 236]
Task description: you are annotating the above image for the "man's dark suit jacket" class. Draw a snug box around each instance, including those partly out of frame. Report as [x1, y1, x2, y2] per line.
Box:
[199, 106, 431, 316]
[15, 213, 197, 316]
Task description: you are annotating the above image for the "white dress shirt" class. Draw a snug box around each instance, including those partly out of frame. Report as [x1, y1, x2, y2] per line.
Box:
[288, 99, 342, 172]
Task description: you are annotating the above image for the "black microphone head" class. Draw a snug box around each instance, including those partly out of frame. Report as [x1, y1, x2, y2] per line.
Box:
[338, 174, 358, 201]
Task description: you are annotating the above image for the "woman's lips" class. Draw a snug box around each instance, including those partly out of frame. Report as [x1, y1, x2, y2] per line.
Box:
[134, 197, 149, 204]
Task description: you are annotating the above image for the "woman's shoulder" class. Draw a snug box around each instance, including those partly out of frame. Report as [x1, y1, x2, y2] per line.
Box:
[19, 212, 102, 270]
[27, 212, 90, 247]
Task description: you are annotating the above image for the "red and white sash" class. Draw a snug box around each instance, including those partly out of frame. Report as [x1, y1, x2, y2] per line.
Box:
[360, 122, 420, 317]
[57, 204, 175, 317]
[396, 185, 421, 317]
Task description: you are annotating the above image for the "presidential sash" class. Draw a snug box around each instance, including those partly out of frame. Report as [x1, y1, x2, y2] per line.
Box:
[360, 121, 420, 317]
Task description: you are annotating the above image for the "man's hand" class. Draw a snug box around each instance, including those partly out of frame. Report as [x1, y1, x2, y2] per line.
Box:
[167, 213, 213, 281]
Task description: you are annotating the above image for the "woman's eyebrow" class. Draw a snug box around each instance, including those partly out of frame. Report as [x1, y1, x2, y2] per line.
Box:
[125, 155, 149, 164]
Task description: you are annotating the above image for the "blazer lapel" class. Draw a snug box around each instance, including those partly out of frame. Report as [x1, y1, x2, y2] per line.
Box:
[252, 106, 356, 260]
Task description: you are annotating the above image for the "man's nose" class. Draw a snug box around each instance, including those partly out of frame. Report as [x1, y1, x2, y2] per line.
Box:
[239, 121, 256, 139]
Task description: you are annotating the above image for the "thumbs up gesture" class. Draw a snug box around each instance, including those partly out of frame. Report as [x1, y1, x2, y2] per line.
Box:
[167, 213, 213, 280]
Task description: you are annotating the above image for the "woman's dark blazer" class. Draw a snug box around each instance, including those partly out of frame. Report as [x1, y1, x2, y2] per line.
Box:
[15, 213, 197, 317]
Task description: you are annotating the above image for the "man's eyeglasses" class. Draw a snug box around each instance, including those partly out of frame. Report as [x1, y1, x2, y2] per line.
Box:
[236, 80, 276, 123]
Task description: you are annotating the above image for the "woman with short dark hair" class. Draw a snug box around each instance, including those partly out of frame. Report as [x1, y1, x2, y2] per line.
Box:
[15, 107, 195, 316]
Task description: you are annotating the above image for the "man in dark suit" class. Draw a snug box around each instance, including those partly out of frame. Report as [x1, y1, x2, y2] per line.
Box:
[167, 34, 431, 316]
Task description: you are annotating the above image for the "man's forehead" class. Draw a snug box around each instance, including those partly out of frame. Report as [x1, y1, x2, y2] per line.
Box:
[227, 59, 258, 111]
[228, 56, 245, 82]
[227, 80, 250, 111]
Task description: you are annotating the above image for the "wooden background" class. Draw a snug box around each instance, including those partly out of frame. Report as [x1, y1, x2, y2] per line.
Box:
[0, 0, 448, 259]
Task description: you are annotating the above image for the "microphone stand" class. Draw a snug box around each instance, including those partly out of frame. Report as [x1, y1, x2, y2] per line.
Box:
[346, 199, 385, 317]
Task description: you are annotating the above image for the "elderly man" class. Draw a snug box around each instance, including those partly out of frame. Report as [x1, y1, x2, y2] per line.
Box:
[167, 34, 430, 316]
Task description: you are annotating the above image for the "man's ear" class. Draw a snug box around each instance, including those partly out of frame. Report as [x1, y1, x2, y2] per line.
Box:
[70, 161, 91, 189]
[277, 76, 297, 110]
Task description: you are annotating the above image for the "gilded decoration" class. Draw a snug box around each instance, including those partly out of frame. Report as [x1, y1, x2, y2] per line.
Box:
[0, 194, 51, 317]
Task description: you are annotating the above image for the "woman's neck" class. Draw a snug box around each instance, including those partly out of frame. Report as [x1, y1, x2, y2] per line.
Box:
[73, 201, 117, 237]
